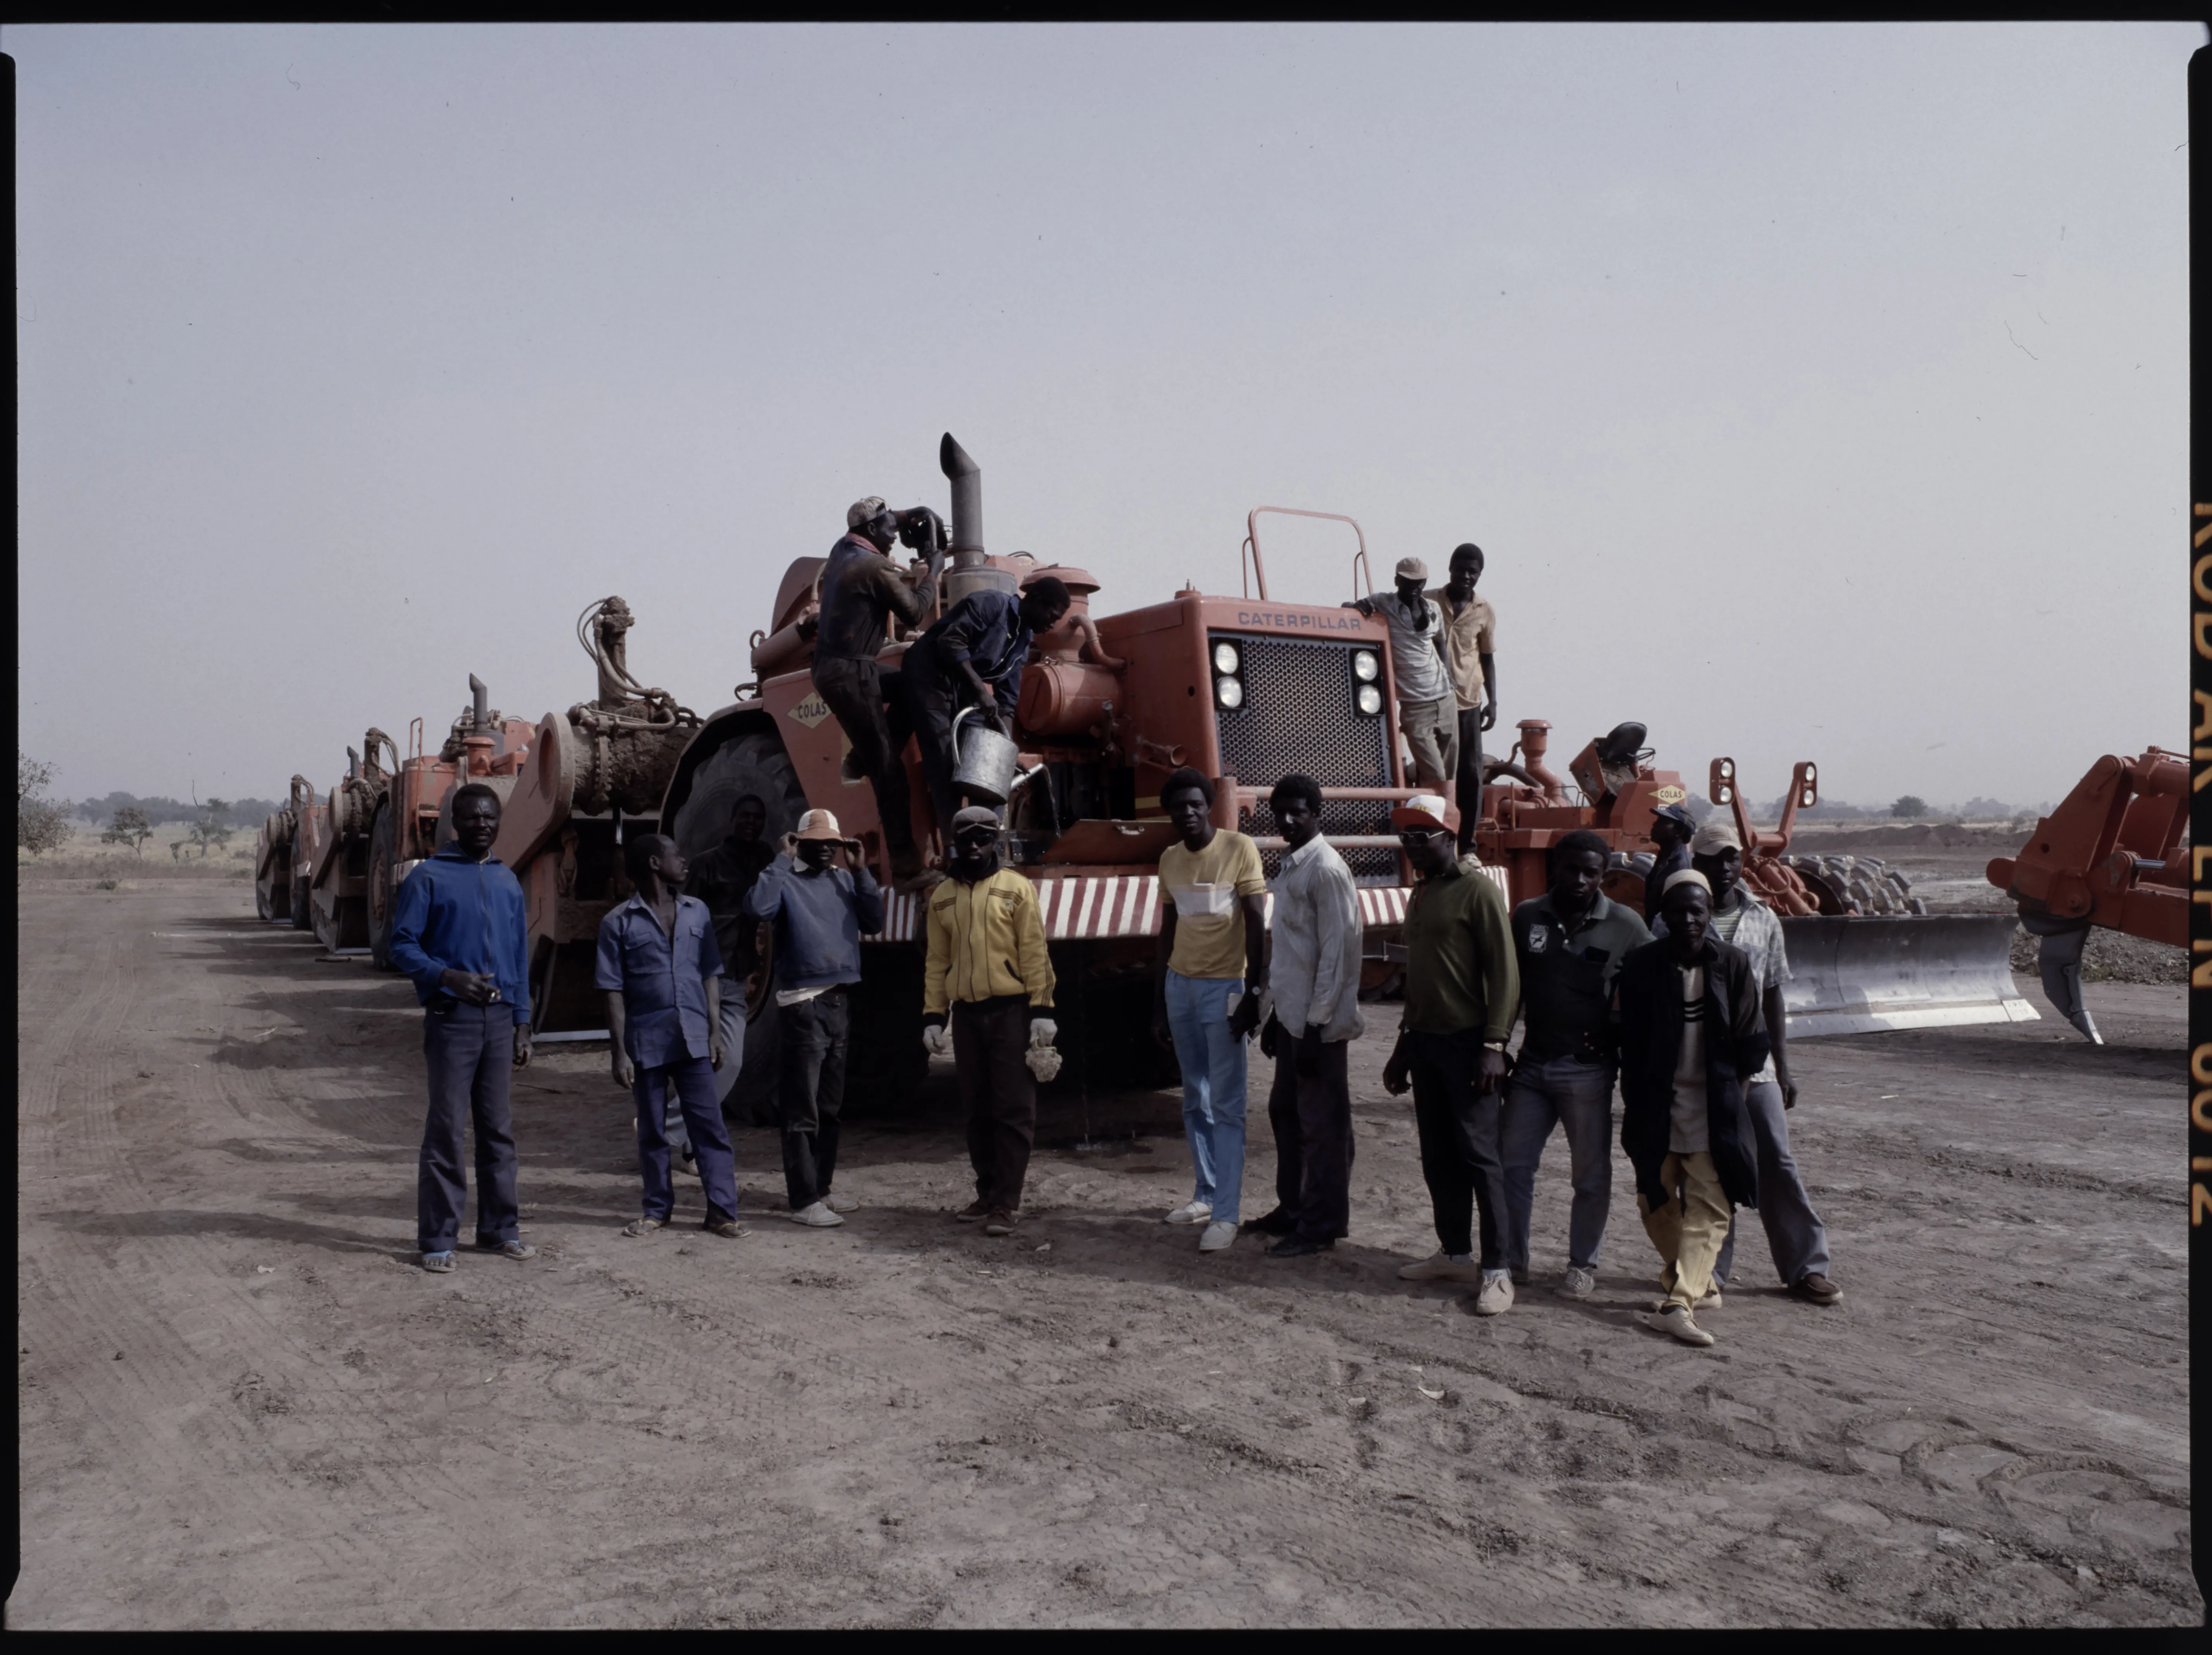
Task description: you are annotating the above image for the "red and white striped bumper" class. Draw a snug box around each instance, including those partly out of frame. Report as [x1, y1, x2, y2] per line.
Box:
[863, 866, 1508, 946]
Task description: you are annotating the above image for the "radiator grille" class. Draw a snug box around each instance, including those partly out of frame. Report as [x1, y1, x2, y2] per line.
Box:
[1212, 633, 1402, 887]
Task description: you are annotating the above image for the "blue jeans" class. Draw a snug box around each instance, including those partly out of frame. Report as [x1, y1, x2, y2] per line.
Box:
[417, 1002, 521, 1254]
[634, 1055, 741, 1223]
[1714, 1081, 1831, 1286]
[1164, 969, 1248, 1224]
[669, 993, 748, 1160]
[1500, 1055, 1617, 1275]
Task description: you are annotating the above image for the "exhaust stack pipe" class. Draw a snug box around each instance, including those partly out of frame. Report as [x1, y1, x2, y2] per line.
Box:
[940, 433, 983, 566]
[469, 674, 489, 730]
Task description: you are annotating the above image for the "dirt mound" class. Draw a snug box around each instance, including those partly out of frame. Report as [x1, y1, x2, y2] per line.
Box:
[2008, 923, 2186, 985]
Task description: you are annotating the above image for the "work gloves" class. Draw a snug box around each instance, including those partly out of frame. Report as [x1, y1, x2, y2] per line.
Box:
[1026, 1018, 1061, 1082]
[920, 1015, 1060, 1080]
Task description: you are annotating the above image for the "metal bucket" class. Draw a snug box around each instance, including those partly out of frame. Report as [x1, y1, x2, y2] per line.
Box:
[949, 707, 1021, 807]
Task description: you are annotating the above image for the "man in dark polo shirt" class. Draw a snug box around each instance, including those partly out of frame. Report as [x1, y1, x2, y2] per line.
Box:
[1500, 828, 1652, 1300]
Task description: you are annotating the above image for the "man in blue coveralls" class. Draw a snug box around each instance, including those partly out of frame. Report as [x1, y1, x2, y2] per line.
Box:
[388, 783, 536, 1273]
[598, 833, 747, 1239]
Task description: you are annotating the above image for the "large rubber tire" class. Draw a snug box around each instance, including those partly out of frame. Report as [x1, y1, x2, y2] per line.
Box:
[255, 857, 279, 923]
[668, 727, 811, 860]
[367, 802, 398, 971]
[289, 832, 313, 931]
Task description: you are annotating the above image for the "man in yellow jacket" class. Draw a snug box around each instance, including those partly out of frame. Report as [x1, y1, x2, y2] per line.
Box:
[923, 806, 1059, 1236]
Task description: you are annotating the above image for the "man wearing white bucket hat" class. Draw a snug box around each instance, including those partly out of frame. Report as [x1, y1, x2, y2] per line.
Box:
[745, 807, 884, 1228]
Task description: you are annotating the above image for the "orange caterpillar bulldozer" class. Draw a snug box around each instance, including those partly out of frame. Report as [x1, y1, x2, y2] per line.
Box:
[1987, 747, 2186, 1042]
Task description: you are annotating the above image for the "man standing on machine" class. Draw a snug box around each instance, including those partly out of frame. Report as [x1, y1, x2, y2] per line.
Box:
[810, 497, 944, 888]
[898, 576, 1071, 839]
[1351, 558, 1457, 791]
[1432, 543, 1498, 853]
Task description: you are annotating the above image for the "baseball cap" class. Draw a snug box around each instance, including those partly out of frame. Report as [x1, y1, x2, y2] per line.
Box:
[846, 496, 889, 529]
[1690, 817, 1743, 855]
[1394, 555, 1429, 583]
[1389, 793, 1453, 833]
[1654, 803, 1696, 831]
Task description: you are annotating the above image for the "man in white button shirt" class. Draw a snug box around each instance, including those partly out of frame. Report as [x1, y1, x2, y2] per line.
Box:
[1246, 774, 1365, 1258]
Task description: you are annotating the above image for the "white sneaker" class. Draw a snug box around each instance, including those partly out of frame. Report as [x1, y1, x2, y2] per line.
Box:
[1636, 1305, 1716, 1346]
[1164, 1200, 1214, 1226]
[672, 1152, 700, 1183]
[1397, 1252, 1484, 1284]
[1559, 1266, 1597, 1300]
[1473, 1273, 1515, 1316]
[790, 1201, 845, 1228]
[824, 1193, 859, 1214]
[1198, 1221, 1238, 1253]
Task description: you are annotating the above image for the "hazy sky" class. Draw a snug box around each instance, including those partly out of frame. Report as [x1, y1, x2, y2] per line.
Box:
[13, 22, 2198, 812]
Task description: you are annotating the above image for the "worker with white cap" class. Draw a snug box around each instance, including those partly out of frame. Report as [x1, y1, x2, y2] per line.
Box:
[1381, 792, 1521, 1314]
[1616, 867, 1769, 1347]
[1649, 816, 1841, 1308]
[810, 496, 944, 887]
[1350, 557, 1458, 789]
[744, 807, 885, 1227]
[921, 806, 1059, 1237]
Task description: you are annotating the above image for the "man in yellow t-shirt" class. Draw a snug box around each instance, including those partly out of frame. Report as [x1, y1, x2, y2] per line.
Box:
[1150, 767, 1269, 1254]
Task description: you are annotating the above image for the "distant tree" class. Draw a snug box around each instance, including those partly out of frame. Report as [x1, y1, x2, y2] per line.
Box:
[1890, 795, 1929, 818]
[16, 751, 72, 857]
[187, 798, 234, 858]
[1959, 796, 2012, 820]
[102, 807, 153, 857]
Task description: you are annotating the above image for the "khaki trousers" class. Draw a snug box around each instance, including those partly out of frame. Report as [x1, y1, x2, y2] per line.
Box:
[1637, 1150, 1730, 1310]
[1398, 695, 1460, 790]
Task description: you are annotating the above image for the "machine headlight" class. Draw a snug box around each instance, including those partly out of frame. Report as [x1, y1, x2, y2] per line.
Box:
[1352, 649, 1380, 683]
[1216, 676, 1246, 710]
[1355, 683, 1383, 715]
[1212, 641, 1241, 676]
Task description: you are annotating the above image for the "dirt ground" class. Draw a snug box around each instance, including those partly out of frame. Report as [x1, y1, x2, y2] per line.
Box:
[14, 879, 2200, 1628]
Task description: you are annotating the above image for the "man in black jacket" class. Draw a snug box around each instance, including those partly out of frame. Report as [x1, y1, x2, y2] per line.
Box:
[1615, 869, 1768, 1348]
[899, 577, 1070, 839]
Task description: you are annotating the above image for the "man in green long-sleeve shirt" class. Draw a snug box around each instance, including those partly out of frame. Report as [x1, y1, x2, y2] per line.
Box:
[1381, 794, 1522, 1314]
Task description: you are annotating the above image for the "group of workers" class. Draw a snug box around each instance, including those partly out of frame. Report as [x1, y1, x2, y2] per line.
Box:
[383, 508, 1839, 1351]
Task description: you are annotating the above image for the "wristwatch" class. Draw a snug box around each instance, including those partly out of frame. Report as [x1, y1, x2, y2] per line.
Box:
[1482, 1038, 1510, 1053]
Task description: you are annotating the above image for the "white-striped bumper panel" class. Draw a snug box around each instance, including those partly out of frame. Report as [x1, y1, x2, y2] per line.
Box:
[867, 877, 1436, 944]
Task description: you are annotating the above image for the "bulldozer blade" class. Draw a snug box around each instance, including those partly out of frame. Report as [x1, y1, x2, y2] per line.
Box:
[1778, 915, 2038, 1038]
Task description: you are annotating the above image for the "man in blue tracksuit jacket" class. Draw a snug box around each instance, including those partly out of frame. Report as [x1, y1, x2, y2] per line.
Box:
[388, 783, 535, 1272]
[745, 807, 885, 1226]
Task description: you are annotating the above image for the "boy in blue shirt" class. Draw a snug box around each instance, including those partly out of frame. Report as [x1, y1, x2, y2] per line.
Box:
[597, 833, 746, 1239]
